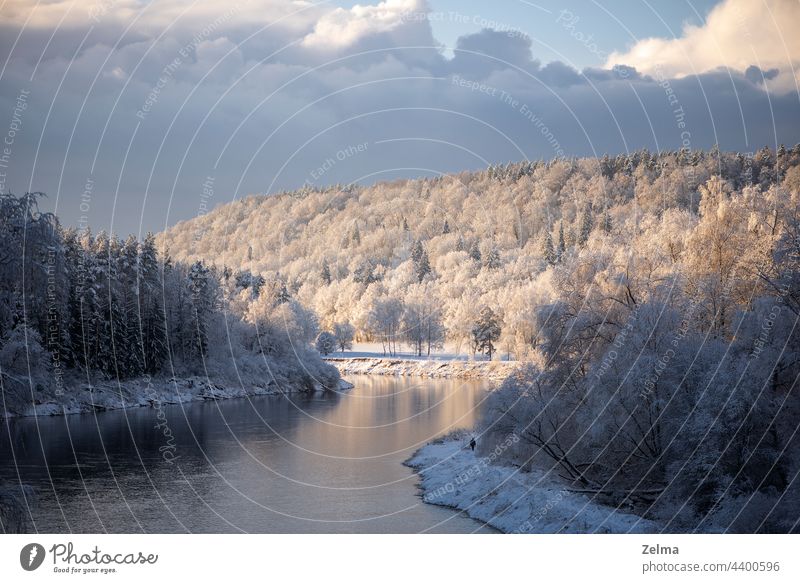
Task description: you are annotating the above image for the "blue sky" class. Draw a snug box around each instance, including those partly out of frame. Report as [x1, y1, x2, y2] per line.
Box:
[0, 0, 798, 235]
[413, 0, 718, 64]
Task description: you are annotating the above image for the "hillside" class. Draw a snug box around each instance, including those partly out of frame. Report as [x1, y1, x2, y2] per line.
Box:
[158, 146, 800, 359]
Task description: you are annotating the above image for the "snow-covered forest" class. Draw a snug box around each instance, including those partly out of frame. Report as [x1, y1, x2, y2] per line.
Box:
[0, 193, 340, 415]
[160, 145, 800, 531]
[161, 146, 800, 357]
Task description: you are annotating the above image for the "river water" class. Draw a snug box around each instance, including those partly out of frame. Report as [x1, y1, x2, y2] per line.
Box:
[0, 376, 494, 533]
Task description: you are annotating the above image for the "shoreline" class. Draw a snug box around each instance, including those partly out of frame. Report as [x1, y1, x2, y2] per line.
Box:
[326, 356, 518, 382]
[405, 437, 658, 534]
[3, 375, 354, 419]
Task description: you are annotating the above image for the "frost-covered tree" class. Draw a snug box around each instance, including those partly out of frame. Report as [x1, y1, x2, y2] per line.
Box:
[321, 260, 332, 285]
[315, 331, 337, 355]
[403, 291, 445, 356]
[542, 228, 556, 265]
[484, 246, 501, 270]
[368, 297, 404, 356]
[468, 240, 481, 263]
[578, 204, 593, 246]
[332, 321, 355, 352]
[471, 306, 502, 360]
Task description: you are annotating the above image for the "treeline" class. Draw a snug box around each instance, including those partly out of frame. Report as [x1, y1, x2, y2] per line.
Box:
[160, 145, 800, 361]
[0, 193, 338, 414]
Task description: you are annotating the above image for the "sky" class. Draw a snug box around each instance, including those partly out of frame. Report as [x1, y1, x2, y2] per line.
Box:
[0, 0, 798, 236]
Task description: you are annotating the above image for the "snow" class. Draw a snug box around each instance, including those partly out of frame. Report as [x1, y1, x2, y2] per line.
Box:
[406, 437, 658, 534]
[9, 375, 353, 418]
[334, 342, 514, 362]
[326, 356, 517, 382]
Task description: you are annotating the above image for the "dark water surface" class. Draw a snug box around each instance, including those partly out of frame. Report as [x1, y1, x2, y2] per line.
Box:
[1, 376, 493, 533]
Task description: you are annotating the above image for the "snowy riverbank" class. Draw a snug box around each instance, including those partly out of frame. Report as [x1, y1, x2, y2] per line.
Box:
[326, 357, 518, 382]
[406, 437, 658, 534]
[4, 375, 354, 418]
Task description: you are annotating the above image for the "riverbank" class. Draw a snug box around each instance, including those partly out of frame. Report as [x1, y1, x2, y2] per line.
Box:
[326, 357, 518, 382]
[406, 437, 658, 534]
[3, 374, 354, 418]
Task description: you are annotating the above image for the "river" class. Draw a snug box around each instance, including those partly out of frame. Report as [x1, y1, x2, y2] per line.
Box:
[0, 376, 494, 533]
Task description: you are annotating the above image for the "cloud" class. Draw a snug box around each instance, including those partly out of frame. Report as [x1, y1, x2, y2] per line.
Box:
[301, 0, 425, 50]
[0, 0, 797, 237]
[448, 28, 537, 78]
[606, 0, 800, 93]
[745, 65, 779, 85]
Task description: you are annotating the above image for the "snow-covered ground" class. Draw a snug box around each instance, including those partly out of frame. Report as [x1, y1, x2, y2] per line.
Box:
[6, 375, 354, 418]
[326, 356, 517, 382]
[406, 437, 658, 534]
[335, 342, 514, 362]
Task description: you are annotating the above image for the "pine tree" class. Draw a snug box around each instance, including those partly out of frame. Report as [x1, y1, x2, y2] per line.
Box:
[321, 260, 331, 285]
[275, 279, 291, 305]
[142, 294, 167, 375]
[471, 306, 502, 360]
[138, 233, 167, 373]
[187, 261, 211, 359]
[578, 205, 593, 247]
[484, 246, 501, 269]
[542, 228, 556, 265]
[92, 231, 115, 373]
[415, 250, 431, 282]
[469, 240, 482, 263]
[602, 207, 613, 234]
[411, 240, 425, 264]
[411, 241, 431, 282]
[557, 221, 566, 262]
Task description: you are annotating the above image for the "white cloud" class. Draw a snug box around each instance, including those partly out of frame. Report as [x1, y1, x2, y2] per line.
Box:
[0, 0, 322, 33]
[606, 0, 800, 92]
[301, 0, 425, 50]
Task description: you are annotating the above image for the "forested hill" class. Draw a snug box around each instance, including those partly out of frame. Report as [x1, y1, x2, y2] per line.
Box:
[158, 146, 800, 356]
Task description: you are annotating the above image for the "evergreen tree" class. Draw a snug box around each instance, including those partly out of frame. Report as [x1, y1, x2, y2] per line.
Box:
[410, 240, 425, 264]
[542, 228, 556, 265]
[321, 260, 331, 285]
[411, 241, 431, 282]
[484, 246, 501, 269]
[578, 205, 593, 246]
[469, 240, 482, 263]
[187, 261, 211, 359]
[471, 306, 501, 360]
[557, 221, 566, 262]
[602, 207, 613, 234]
[415, 250, 431, 282]
[275, 280, 291, 305]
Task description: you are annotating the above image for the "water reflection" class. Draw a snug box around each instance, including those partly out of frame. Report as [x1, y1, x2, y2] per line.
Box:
[0, 376, 492, 533]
